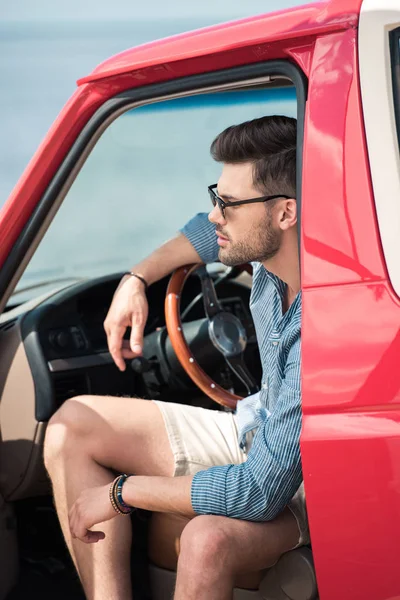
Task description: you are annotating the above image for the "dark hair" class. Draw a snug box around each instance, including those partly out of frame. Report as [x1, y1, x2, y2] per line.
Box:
[210, 115, 296, 198]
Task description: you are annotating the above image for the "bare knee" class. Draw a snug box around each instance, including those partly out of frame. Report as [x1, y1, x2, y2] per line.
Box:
[178, 516, 233, 575]
[43, 395, 97, 470]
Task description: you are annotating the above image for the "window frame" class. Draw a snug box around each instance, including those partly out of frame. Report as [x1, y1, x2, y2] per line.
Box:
[390, 28, 400, 152]
[0, 60, 307, 303]
[358, 1, 400, 298]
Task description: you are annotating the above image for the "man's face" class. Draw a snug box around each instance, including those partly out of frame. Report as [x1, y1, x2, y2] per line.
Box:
[208, 162, 282, 266]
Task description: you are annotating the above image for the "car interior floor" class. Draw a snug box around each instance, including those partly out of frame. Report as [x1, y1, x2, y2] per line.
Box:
[6, 496, 152, 600]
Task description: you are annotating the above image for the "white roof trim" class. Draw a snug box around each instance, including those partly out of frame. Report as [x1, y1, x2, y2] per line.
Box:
[359, 0, 400, 294]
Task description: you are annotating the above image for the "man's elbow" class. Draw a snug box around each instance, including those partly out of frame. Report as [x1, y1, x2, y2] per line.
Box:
[226, 489, 287, 522]
[254, 493, 288, 522]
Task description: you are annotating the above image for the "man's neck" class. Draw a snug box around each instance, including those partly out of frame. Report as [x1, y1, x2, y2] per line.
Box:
[262, 237, 300, 309]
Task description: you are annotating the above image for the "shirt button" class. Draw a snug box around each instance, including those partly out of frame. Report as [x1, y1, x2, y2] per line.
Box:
[262, 383, 268, 390]
[272, 341, 279, 346]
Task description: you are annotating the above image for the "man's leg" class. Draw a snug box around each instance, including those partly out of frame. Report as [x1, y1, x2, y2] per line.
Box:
[174, 510, 300, 600]
[44, 395, 175, 600]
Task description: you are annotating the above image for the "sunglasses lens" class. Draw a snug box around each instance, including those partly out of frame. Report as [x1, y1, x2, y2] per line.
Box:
[209, 188, 225, 218]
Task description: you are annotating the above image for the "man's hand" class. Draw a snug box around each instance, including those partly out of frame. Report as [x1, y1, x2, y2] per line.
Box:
[69, 475, 195, 545]
[69, 483, 117, 544]
[104, 276, 149, 371]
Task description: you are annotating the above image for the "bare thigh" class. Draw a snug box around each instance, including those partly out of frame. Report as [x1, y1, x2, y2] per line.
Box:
[50, 395, 174, 477]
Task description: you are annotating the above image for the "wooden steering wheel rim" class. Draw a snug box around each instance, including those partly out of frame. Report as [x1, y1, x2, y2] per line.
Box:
[165, 263, 250, 410]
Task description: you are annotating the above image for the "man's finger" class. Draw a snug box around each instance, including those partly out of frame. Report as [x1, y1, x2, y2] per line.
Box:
[107, 325, 127, 371]
[69, 508, 77, 538]
[75, 519, 92, 542]
[82, 530, 105, 544]
[130, 323, 144, 355]
[121, 340, 135, 359]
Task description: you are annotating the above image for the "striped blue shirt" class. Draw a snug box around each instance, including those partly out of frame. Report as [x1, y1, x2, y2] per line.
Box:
[181, 213, 303, 522]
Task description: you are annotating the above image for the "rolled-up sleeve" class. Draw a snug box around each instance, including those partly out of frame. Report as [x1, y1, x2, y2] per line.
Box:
[191, 338, 303, 521]
[180, 213, 219, 264]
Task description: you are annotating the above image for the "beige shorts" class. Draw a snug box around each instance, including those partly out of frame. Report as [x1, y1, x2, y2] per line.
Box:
[153, 400, 309, 547]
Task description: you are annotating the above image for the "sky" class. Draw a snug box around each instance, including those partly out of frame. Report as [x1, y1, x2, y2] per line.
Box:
[1, 0, 309, 204]
[2, 0, 308, 21]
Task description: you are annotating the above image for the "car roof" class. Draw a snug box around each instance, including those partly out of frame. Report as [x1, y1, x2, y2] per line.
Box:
[78, 0, 361, 86]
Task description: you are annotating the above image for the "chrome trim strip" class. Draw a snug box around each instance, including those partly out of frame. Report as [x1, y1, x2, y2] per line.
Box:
[48, 352, 114, 372]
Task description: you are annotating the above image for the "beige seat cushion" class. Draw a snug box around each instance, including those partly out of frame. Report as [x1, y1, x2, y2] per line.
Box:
[149, 563, 264, 600]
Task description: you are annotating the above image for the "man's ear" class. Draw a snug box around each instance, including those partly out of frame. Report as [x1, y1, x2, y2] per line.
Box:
[278, 198, 297, 230]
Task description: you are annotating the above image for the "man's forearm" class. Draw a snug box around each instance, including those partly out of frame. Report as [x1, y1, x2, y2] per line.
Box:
[129, 233, 203, 287]
[122, 474, 196, 518]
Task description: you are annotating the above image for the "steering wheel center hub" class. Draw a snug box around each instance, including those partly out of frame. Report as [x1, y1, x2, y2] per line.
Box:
[208, 312, 247, 357]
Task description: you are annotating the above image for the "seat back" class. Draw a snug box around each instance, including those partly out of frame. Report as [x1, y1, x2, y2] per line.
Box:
[149, 563, 264, 600]
[260, 547, 317, 600]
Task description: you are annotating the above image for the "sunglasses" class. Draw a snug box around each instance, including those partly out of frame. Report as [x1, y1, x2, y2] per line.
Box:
[208, 184, 291, 219]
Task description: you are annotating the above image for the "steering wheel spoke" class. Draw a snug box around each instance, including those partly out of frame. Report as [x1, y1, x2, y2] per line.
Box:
[165, 263, 254, 409]
[197, 266, 223, 318]
[225, 354, 259, 396]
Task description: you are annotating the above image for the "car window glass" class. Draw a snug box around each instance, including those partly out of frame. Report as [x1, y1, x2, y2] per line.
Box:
[16, 87, 296, 299]
[391, 28, 400, 151]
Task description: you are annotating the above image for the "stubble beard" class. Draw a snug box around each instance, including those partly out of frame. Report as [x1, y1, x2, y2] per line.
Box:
[218, 210, 281, 266]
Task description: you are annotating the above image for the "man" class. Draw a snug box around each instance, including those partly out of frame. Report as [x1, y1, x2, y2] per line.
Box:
[44, 114, 308, 600]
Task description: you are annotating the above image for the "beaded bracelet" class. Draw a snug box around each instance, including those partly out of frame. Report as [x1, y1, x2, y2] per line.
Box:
[110, 476, 132, 515]
[109, 477, 128, 515]
[116, 474, 133, 510]
[114, 474, 134, 514]
[109, 479, 123, 515]
[109, 474, 134, 515]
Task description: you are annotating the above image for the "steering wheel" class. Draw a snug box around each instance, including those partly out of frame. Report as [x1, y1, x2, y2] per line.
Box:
[165, 263, 259, 410]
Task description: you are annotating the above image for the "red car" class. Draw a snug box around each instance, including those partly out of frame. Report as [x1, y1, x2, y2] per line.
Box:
[0, 0, 398, 598]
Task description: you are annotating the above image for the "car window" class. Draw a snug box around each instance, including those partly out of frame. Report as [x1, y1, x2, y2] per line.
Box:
[391, 28, 400, 150]
[15, 86, 296, 300]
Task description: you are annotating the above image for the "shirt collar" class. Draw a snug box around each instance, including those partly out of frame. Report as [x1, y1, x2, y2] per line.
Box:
[262, 266, 301, 318]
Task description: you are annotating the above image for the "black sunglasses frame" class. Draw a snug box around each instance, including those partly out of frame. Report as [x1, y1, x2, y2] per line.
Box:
[208, 184, 292, 218]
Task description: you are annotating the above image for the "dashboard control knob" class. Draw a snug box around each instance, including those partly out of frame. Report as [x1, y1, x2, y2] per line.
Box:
[57, 332, 70, 348]
[49, 330, 70, 349]
[130, 356, 152, 374]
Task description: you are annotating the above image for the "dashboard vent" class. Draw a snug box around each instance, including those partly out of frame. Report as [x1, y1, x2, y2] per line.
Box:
[0, 319, 17, 333]
[53, 373, 89, 405]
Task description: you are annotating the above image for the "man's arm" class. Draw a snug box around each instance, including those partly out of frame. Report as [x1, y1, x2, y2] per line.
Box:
[191, 337, 303, 522]
[121, 338, 302, 522]
[125, 213, 218, 289]
[122, 475, 195, 518]
[105, 213, 218, 370]
[178, 212, 220, 265]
